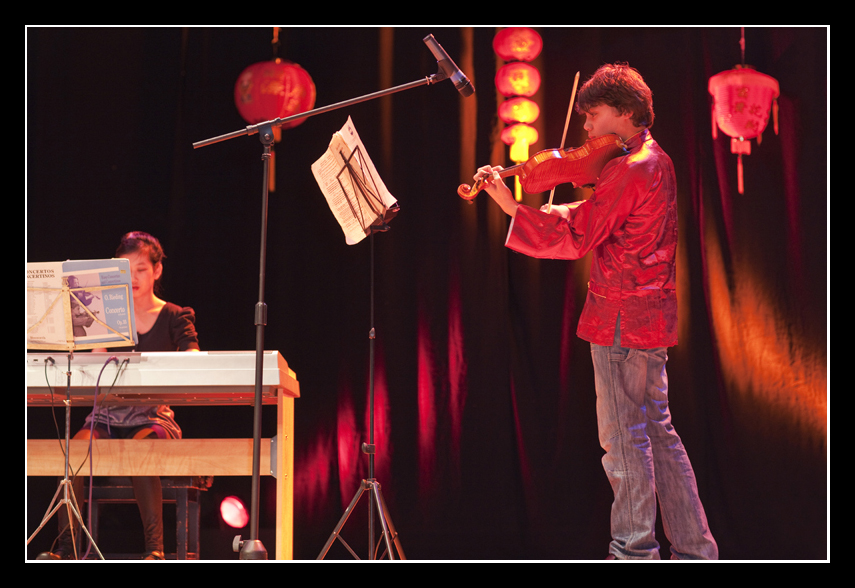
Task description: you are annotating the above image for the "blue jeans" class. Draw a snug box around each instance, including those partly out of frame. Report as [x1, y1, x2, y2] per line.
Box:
[590, 322, 718, 560]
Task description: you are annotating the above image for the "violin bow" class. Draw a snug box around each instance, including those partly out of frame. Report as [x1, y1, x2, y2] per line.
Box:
[546, 71, 580, 214]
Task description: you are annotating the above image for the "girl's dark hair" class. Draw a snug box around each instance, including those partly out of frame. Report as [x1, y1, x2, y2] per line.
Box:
[576, 63, 655, 128]
[116, 231, 166, 292]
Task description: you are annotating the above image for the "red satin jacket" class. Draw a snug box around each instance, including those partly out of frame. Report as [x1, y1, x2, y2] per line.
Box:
[506, 129, 678, 349]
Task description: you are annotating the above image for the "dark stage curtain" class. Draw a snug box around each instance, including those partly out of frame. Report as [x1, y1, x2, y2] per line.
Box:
[26, 27, 827, 560]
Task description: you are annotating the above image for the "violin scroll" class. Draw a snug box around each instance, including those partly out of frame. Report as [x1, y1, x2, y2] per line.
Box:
[457, 180, 482, 200]
[458, 166, 520, 201]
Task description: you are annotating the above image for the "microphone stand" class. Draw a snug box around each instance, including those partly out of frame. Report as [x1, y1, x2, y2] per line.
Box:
[192, 34, 471, 560]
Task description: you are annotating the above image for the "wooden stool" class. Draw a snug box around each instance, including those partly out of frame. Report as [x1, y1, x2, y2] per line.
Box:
[87, 476, 211, 560]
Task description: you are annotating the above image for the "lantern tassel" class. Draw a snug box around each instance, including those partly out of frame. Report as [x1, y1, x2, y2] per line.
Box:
[737, 153, 744, 195]
[773, 99, 779, 135]
[711, 103, 718, 140]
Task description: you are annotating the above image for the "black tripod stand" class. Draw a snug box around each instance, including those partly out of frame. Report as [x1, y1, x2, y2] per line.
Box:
[317, 232, 404, 560]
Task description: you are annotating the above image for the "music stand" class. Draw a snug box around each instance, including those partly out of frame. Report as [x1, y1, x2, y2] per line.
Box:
[311, 121, 402, 559]
[26, 268, 136, 560]
[192, 33, 473, 560]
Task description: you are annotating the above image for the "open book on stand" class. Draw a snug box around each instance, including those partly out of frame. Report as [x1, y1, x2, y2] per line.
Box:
[26, 258, 138, 351]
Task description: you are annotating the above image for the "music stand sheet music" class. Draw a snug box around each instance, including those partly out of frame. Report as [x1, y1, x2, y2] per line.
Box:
[312, 117, 398, 245]
[26, 258, 138, 350]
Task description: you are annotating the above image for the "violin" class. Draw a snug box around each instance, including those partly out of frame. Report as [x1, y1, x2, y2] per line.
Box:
[458, 133, 628, 201]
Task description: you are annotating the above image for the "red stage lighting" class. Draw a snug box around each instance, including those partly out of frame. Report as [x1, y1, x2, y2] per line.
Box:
[220, 496, 249, 529]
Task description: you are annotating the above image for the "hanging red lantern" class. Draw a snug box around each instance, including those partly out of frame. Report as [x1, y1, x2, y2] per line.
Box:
[234, 58, 316, 192]
[234, 59, 316, 132]
[501, 123, 539, 160]
[495, 62, 541, 98]
[501, 123, 539, 200]
[492, 27, 543, 62]
[498, 96, 540, 125]
[708, 65, 779, 194]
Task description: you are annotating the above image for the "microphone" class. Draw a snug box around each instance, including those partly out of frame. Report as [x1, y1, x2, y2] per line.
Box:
[423, 34, 475, 97]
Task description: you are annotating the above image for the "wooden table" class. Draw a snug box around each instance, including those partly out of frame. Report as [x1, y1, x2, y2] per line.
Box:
[26, 350, 299, 560]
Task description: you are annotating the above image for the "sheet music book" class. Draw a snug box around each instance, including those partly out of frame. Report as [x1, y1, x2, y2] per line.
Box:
[26, 258, 138, 350]
[312, 116, 398, 245]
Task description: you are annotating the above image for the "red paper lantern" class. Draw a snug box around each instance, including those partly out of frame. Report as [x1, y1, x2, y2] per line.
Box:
[498, 96, 540, 125]
[234, 59, 316, 131]
[492, 27, 543, 62]
[501, 123, 538, 148]
[708, 65, 779, 193]
[495, 62, 541, 98]
[501, 123, 539, 170]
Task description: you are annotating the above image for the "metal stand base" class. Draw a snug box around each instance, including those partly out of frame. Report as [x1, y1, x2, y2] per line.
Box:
[29, 478, 104, 560]
[317, 479, 405, 560]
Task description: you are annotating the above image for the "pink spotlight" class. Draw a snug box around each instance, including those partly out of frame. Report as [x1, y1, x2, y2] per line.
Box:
[220, 496, 249, 529]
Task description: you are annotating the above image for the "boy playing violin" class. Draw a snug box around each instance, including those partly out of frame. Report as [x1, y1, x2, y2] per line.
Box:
[477, 63, 718, 560]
